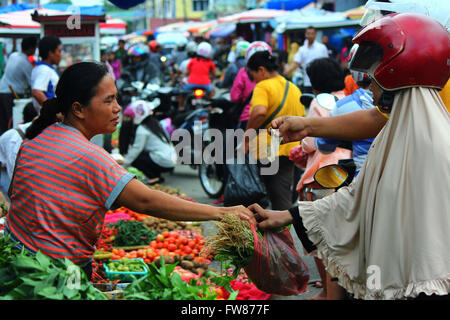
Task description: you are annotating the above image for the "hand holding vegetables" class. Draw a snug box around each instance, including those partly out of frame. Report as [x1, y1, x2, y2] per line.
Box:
[203, 213, 309, 296]
[248, 203, 293, 231]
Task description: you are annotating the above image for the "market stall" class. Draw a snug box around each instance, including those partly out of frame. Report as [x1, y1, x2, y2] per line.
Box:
[273, 7, 362, 33]
[217, 8, 288, 24]
[0, 8, 126, 37]
[0, 170, 279, 300]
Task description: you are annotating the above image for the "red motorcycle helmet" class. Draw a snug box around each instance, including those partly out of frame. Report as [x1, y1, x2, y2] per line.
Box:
[349, 13, 450, 91]
[148, 40, 160, 53]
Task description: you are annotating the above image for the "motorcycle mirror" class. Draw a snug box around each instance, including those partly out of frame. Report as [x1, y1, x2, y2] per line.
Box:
[210, 107, 223, 114]
[123, 86, 135, 92]
[131, 81, 145, 91]
[313, 164, 349, 189]
[145, 83, 160, 91]
[316, 93, 337, 111]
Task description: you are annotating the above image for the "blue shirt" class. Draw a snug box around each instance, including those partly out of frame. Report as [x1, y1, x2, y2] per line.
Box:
[315, 88, 375, 173]
[31, 61, 59, 111]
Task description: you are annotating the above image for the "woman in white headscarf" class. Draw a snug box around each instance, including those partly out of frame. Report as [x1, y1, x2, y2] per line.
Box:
[249, 13, 450, 300]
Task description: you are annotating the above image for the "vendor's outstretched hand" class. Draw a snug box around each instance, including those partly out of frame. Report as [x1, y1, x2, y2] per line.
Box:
[271, 116, 308, 144]
[248, 203, 293, 231]
[221, 205, 257, 227]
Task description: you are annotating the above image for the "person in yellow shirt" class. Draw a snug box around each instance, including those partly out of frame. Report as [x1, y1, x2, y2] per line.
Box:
[245, 50, 306, 210]
[438, 80, 449, 113]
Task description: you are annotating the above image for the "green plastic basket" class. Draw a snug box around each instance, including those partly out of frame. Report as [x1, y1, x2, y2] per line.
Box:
[104, 258, 148, 282]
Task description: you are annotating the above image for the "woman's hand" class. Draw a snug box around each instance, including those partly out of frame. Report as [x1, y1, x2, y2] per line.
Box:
[271, 116, 309, 144]
[248, 203, 293, 230]
[219, 205, 257, 227]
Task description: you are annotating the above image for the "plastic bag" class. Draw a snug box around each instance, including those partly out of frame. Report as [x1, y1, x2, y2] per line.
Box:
[289, 144, 308, 169]
[244, 225, 310, 296]
[224, 161, 268, 208]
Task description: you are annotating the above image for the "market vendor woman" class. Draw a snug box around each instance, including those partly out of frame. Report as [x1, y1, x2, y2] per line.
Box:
[4, 61, 255, 279]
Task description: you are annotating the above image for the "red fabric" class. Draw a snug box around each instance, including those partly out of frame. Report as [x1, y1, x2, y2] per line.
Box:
[229, 281, 271, 300]
[187, 57, 216, 85]
[344, 74, 359, 96]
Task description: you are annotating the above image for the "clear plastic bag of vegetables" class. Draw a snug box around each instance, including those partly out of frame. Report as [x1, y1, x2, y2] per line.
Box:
[203, 214, 309, 296]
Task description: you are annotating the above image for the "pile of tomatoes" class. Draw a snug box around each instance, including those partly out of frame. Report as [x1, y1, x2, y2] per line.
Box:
[110, 231, 212, 264]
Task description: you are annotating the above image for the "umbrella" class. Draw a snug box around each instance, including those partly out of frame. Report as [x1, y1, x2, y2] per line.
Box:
[156, 21, 196, 33]
[363, 0, 450, 30]
[274, 8, 361, 32]
[188, 20, 217, 34]
[155, 32, 188, 45]
[108, 0, 145, 10]
[101, 36, 119, 47]
[217, 8, 288, 24]
[207, 23, 236, 38]
[343, 6, 367, 20]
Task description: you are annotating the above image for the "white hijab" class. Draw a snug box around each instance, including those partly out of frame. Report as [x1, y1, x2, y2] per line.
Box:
[298, 87, 450, 299]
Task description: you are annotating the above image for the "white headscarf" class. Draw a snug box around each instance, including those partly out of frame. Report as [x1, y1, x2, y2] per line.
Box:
[298, 87, 450, 299]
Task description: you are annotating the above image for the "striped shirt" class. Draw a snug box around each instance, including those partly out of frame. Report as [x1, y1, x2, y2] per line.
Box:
[6, 123, 134, 264]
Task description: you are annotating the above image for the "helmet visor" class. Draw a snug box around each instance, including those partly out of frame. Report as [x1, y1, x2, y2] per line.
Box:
[348, 42, 383, 77]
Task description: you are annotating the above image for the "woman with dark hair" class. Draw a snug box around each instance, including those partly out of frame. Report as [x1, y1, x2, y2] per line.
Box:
[121, 100, 176, 184]
[245, 50, 306, 211]
[293, 57, 352, 299]
[4, 62, 255, 279]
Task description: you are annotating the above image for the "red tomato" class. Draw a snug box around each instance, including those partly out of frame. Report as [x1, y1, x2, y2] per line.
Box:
[162, 231, 170, 238]
[169, 232, 179, 239]
[168, 244, 177, 252]
[215, 288, 224, 298]
[157, 242, 164, 249]
[187, 240, 196, 249]
[183, 247, 192, 254]
[156, 234, 165, 242]
[150, 241, 157, 249]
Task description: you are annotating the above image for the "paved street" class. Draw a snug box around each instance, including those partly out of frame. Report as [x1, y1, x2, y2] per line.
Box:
[163, 164, 322, 300]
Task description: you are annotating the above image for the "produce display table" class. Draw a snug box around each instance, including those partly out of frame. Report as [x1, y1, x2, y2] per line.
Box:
[88, 185, 271, 301]
[0, 181, 271, 300]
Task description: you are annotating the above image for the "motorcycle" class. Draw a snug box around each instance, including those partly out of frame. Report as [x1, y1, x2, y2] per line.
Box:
[197, 102, 226, 199]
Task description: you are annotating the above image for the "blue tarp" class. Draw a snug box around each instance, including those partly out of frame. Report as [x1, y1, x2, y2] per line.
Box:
[209, 23, 236, 38]
[273, 8, 361, 32]
[264, 0, 315, 11]
[0, 3, 105, 15]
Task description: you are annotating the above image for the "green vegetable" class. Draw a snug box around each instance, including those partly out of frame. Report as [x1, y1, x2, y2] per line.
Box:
[123, 256, 237, 300]
[203, 213, 254, 278]
[108, 220, 157, 247]
[126, 167, 146, 182]
[0, 235, 107, 300]
[107, 260, 145, 273]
